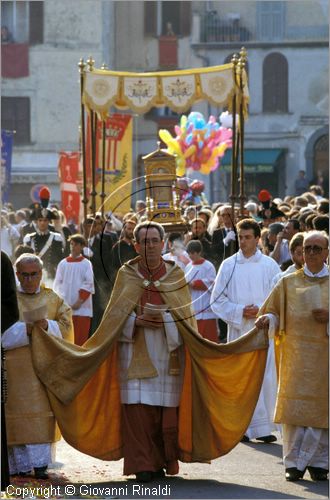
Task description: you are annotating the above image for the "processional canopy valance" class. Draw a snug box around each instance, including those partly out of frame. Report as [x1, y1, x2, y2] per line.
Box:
[82, 62, 249, 117]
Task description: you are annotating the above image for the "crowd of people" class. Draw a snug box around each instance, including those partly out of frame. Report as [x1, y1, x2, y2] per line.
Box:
[1, 181, 329, 486]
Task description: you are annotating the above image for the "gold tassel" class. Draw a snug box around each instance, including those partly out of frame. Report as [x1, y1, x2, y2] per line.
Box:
[127, 327, 158, 380]
[275, 330, 285, 346]
[168, 349, 180, 376]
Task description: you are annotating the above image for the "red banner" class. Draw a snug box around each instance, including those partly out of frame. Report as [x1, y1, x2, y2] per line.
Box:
[58, 151, 81, 224]
[1, 44, 29, 78]
[85, 114, 132, 176]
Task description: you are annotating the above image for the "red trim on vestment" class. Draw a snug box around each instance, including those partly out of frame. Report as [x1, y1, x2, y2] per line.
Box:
[79, 289, 91, 301]
[191, 258, 205, 265]
[66, 255, 85, 262]
[191, 279, 208, 291]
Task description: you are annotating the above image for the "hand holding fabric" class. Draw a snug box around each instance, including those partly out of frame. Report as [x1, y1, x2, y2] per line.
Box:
[255, 315, 270, 329]
[34, 319, 48, 331]
[243, 305, 259, 319]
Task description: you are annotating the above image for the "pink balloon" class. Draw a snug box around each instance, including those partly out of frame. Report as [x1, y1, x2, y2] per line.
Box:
[207, 139, 216, 150]
[187, 123, 194, 134]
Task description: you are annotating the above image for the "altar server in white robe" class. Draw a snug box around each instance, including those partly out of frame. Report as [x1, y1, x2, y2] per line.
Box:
[211, 218, 281, 443]
[54, 234, 94, 346]
[185, 239, 219, 342]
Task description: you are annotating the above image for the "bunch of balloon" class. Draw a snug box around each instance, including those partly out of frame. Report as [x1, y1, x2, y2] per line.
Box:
[159, 112, 233, 176]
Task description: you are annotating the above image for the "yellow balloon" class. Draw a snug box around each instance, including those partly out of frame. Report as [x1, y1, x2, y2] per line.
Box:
[216, 144, 227, 155]
[183, 145, 196, 159]
[180, 115, 188, 129]
[164, 140, 180, 157]
[200, 161, 212, 175]
[159, 129, 173, 145]
[209, 148, 219, 161]
[176, 157, 186, 176]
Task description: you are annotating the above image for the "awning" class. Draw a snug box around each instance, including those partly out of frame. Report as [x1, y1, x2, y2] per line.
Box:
[222, 149, 285, 173]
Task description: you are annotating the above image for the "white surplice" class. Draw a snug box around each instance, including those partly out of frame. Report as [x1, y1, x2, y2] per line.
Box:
[53, 257, 94, 317]
[118, 311, 184, 407]
[185, 259, 217, 320]
[210, 249, 281, 439]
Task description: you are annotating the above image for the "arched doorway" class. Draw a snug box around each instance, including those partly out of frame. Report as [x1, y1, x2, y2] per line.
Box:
[305, 125, 329, 197]
[313, 134, 329, 197]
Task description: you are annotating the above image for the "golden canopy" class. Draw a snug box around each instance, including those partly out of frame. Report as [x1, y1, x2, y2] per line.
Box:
[81, 60, 249, 117]
[78, 49, 248, 218]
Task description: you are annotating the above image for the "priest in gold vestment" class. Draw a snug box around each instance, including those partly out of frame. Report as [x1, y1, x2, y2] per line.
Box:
[1, 253, 73, 479]
[256, 230, 329, 482]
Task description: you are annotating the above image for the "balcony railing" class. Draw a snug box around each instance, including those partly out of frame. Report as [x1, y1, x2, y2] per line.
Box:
[197, 12, 328, 44]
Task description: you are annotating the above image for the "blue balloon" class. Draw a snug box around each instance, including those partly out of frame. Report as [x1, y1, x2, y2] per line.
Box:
[186, 133, 193, 145]
[195, 118, 206, 130]
[188, 111, 204, 127]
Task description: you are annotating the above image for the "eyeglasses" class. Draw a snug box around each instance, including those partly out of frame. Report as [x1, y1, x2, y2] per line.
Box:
[139, 238, 162, 246]
[19, 271, 40, 279]
[303, 245, 328, 254]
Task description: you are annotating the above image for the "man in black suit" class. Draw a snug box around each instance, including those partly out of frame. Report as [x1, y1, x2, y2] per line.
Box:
[82, 216, 114, 336]
[210, 206, 238, 342]
[110, 219, 138, 285]
[211, 205, 238, 271]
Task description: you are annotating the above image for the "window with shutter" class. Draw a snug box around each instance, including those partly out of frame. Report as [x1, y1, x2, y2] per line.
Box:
[1, 97, 31, 145]
[180, 2, 191, 36]
[145, 1, 191, 37]
[1, 1, 43, 44]
[162, 1, 191, 36]
[257, 1, 286, 41]
[29, 2, 44, 45]
[144, 1, 157, 36]
[263, 53, 288, 113]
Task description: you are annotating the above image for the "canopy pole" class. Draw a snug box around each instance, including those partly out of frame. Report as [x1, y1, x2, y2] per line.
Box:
[238, 47, 247, 217]
[78, 58, 88, 221]
[89, 109, 97, 216]
[100, 119, 106, 218]
[100, 63, 109, 219]
[86, 56, 97, 216]
[230, 54, 239, 219]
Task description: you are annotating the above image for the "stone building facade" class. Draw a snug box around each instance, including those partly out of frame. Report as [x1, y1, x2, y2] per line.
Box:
[1, 0, 328, 209]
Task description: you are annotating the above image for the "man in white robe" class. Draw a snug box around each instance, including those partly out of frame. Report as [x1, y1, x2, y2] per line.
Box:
[211, 218, 281, 442]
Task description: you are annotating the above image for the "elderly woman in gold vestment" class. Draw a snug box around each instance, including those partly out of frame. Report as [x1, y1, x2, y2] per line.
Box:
[1, 254, 73, 479]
